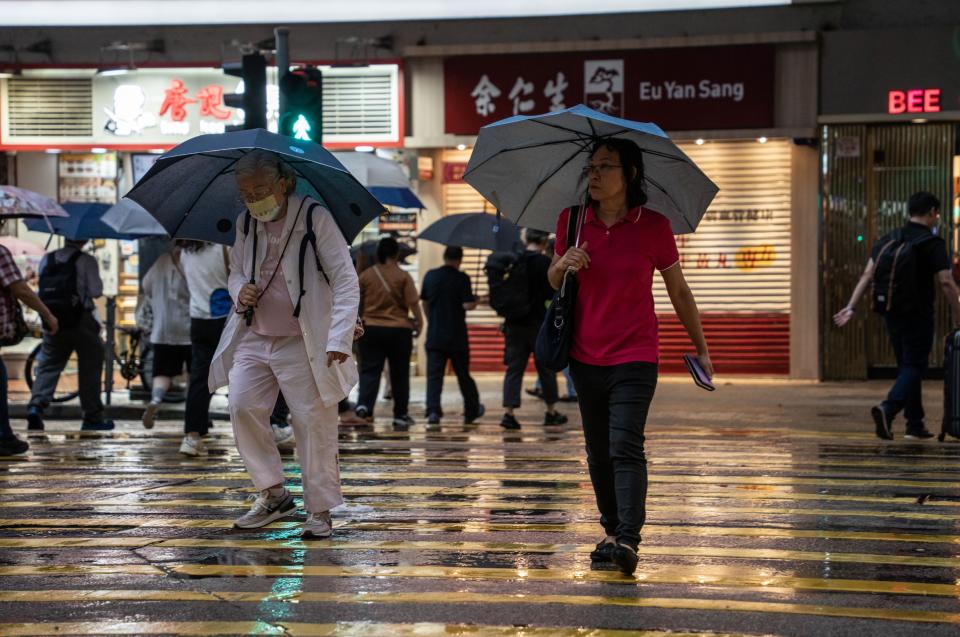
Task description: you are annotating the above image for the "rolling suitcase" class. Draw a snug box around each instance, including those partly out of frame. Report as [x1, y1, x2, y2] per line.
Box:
[941, 330, 960, 441]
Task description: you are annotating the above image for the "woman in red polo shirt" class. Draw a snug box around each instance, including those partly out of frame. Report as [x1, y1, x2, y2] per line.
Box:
[549, 138, 713, 575]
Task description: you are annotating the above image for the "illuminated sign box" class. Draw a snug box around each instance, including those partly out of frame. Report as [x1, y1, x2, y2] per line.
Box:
[887, 88, 941, 114]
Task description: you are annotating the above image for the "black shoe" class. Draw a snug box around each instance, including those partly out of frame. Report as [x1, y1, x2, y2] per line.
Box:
[590, 538, 616, 562]
[26, 408, 44, 431]
[0, 435, 29, 456]
[392, 415, 415, 430]
[905, 426, 935, 440]
[80, 420, 115, 431]
[464, 404, 486, 425]
[427, 413, 441, 425]
[524, 387, 544, 400]
[500, 413, 521, 430]
[354, 405, 370, 421]
[611, 543, 639, 575]
[544, 411, 568, 426]
[871, 405, 893, 440]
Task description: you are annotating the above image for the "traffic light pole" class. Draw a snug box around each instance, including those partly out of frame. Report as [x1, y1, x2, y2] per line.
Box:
[275, 27, 290, 117]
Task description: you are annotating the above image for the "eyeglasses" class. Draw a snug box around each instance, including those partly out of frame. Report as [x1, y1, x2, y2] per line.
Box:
[581, 163, 623, 178]
[239, 181, 279, 203]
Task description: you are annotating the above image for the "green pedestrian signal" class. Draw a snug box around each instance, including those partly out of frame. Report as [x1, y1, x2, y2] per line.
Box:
[292, 114, 312, 141]
[279, 67, 323, 143]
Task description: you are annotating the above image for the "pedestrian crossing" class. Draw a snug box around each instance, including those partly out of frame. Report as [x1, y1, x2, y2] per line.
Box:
[1, 412, 959, 635]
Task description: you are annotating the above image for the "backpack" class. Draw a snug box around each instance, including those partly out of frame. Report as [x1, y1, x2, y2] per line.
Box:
[871, 229, 937, 315]
[38, 250, 84, 329]
[485, 250, 531, 321]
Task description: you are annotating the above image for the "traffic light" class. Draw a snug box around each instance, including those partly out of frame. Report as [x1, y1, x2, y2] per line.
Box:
[279, 66, 323, 142]
[223, 53, 267, 131]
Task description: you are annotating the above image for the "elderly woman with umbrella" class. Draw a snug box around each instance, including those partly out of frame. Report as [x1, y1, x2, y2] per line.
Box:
[128, 131, 382, 539]
[465, 105, 717, 575]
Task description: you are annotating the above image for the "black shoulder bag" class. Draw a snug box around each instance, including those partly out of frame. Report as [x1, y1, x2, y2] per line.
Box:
[534, 205, 582, 372]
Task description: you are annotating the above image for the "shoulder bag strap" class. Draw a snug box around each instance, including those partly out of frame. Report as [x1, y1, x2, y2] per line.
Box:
[294, 202, 330, 318]
[372, 264, 407, 311]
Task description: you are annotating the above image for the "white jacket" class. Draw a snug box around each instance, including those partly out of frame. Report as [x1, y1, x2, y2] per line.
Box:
[208, 194, 360, 407]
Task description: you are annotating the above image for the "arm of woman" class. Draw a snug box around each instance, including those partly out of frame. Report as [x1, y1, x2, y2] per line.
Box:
[661, 263, 713, 378]
[314, 207, 360, 364]
[228, 230, 258, 309]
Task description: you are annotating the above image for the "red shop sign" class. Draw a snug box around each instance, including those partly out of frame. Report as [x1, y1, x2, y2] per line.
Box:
[444, 45, 774, 134]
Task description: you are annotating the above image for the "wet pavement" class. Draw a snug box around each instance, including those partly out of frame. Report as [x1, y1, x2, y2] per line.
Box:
[0, 378, 958, 636]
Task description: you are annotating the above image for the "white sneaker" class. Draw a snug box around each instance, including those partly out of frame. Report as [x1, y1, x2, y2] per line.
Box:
[142, 402, 160, 430]
[272, 424, 295, 449]
[301, 510, 332, 539]
[179, 435, 207, 456]
[234, 489, 297, 529]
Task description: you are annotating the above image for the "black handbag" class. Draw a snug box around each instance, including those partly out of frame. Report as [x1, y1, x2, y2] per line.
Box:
[0, 297, 28, 347]
[535, 205, 582, 372]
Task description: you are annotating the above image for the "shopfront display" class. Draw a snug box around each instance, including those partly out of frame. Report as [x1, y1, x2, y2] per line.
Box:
[58, 153, 118, 204]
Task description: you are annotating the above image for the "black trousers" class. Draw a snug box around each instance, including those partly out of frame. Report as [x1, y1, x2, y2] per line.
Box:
[883, 313, 935, 429]
[184, 317, 226, 435]
[502, 323, 559, 408]
[426, 347, 480, 418]
[357, 325, 413, 418]
[29, 312, 104, 423]
[569, 358, 657, 550]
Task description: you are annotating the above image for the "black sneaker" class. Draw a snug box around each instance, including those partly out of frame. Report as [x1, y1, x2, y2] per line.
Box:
[0, 435, 29, 456]
[871, 405, 893, 440]
[464, 404, 486, 425]
[905, 426, 935, 440]
[427, 413, 441, 425]
[611, 543, 639, 575]
[524, 387, 544, 400]
[500, 412, 521, 430]
[354, 405, 370, 421]
[80, 420, 115, 431]
[590, 538, 616, 562]
[26, 408, 44, 431]
[544, 411, 568, 426]
[392, 415, 415, 430]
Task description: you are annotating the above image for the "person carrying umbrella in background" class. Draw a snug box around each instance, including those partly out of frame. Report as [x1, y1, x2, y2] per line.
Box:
[211, 150, 359, 538]
[355, 236, 423, 429]
[26, 238, 112, 432]
[139, 243, 191, 430]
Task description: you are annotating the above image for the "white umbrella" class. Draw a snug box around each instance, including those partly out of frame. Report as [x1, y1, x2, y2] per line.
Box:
[333, 152, 425, 209]
[101, 198, 168, 237]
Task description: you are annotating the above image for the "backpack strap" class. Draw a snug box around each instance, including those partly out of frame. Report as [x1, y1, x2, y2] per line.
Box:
[293, 202, 330, 319]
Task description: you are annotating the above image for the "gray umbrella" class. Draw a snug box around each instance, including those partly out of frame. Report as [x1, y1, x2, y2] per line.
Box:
[126, 129, 385, 245]
[418, 212, 521, 252]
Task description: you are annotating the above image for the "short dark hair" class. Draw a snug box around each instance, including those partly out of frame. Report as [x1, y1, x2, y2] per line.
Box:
[376, 237, 399, 264]
[908, 191, 941, 216]
[524, 228, 548, 245]
[585, 138, 648, 209]
[444, 246, 463, 261]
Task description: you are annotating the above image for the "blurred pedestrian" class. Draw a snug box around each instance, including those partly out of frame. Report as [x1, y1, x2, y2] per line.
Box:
[177, 239, 231, 455]
[527, 235, 577, 403]
[209, 150, 359, 539]
[421, 246, 484, 425]
[500, 228, 567, 430]
[0, 243, 58, 455]
[356, 237, 423, 429]
[140, 244, 191, 429]
[834, 191, 960, 440]
[551, 138, 712, 575]
[28, 239, 112, 431]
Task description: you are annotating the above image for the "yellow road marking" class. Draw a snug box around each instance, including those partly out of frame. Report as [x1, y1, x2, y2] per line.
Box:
[0, 537, 955, 568]
[0, 591, 957, 625]
[3, 562, 953, 598]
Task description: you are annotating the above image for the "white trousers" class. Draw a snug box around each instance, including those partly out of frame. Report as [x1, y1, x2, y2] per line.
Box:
[228, 330, 341, 513]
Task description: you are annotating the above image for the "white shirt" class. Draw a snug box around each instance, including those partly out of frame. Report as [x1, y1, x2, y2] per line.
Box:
[179, 243, 230, 320]
[142, 253, 191, 346]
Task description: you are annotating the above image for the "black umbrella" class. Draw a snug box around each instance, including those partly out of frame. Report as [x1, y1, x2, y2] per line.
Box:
[350, 239, 417, 270]
[126, 129, 385, 245]
[418, 212, 521, 252]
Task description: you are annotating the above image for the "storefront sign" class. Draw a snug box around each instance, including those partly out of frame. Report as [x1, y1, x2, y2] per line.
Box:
[94, 69, 238, 143]
[887, 88, 941, 114]
[444, 45, 774, 134]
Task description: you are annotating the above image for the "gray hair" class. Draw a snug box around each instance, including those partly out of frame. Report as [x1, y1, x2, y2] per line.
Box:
[234, 150, 297, 195]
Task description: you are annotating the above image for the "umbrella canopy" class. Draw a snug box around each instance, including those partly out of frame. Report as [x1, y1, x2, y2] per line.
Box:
[333, 152, 425, 209]
[24, 202, 156, 241]
[463, 103, 718, 235]
[0, 186, 69, 220]
[0, 236, 45, 256]
[126, 129, 386, 245]
[419, 212, 521, 252]
[101, 199, 168, 237]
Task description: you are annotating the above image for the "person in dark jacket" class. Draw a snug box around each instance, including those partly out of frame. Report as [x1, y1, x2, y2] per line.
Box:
[500, 228, 568, 430]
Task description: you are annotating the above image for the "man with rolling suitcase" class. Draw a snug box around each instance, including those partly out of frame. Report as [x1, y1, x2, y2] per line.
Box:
[834, 192, 960, 440]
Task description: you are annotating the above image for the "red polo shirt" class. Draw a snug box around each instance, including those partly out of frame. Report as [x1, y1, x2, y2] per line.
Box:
[555, 205, 679, 366]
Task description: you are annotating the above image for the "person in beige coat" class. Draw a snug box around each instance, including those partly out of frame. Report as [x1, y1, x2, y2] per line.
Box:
[209, 150, 359, 538]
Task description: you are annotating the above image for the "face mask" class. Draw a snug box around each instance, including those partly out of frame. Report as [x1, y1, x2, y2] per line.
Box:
[247, 195, 282, 222]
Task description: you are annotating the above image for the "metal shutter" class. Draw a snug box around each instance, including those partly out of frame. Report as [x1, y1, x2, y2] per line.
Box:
[5, 78, 93, 137]
[321, 65, 399, 144]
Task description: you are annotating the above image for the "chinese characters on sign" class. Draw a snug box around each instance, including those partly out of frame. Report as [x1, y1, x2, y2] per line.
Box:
[445, 45, 774, 133]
